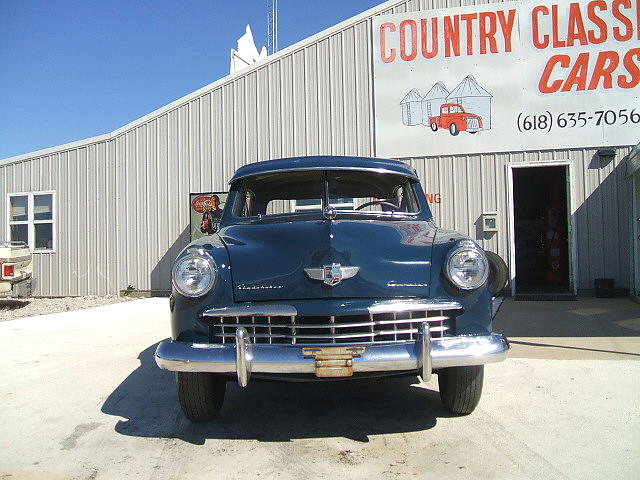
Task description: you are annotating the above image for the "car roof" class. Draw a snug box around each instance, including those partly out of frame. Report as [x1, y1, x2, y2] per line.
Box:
[229, 156, 418, 183]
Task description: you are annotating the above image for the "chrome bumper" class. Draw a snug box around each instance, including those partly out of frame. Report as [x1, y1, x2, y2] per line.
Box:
[155, 326, 509, 386]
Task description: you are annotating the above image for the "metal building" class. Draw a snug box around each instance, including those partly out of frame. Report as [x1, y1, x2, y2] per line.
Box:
[1, 0, 638, 300]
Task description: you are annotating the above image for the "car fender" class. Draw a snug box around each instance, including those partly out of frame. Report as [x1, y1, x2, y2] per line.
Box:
[170, 234, 235, 341]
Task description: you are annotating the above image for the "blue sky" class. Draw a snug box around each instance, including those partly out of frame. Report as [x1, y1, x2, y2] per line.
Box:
[0, 0, 382, 159]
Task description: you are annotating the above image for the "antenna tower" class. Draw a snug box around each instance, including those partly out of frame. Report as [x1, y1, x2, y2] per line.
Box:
[267, 0, 278, 54]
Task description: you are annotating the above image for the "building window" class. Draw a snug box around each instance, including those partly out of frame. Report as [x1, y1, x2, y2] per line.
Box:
[7, 191, 55, 252]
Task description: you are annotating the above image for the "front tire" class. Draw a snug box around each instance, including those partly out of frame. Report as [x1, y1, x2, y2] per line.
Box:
[176, 372, 226, 422]
[449, 123, 460, 136]
[438, 365, 484, 415]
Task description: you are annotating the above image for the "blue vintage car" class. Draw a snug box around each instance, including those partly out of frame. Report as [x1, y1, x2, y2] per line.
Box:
[155, 156, 509, 420]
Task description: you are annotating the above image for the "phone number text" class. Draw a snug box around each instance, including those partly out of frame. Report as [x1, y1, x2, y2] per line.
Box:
[516, 109, 640, 133]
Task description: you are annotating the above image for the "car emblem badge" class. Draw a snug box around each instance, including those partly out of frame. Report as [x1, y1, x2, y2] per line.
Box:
[304, 263, 359, 286]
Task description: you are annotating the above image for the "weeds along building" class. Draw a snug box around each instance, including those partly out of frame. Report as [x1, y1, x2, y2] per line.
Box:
[1, 0, 639, 299]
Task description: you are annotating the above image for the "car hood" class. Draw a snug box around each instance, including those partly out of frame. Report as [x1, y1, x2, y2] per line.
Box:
[219, 218, 435, 301]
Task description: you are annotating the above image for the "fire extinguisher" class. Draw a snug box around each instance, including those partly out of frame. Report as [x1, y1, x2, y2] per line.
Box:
[544, 185, 567, 285]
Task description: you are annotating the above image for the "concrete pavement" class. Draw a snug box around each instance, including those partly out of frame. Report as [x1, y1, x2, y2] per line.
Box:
[0, 297, 638, 480]
[493, 297, 640, 360]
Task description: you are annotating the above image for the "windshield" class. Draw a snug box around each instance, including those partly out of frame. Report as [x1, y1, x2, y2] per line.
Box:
[233, 170, 420, 218]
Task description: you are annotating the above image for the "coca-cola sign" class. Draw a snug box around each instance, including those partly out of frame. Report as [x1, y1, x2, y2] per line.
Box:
[192, 196, 214, 214]
[189, 192, 228, 241]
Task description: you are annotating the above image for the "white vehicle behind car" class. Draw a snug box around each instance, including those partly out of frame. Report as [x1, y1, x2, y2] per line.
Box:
[0, 241, 33, 298]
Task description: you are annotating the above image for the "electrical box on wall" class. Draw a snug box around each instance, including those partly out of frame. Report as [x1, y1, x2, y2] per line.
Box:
[482, 211, 498, 232]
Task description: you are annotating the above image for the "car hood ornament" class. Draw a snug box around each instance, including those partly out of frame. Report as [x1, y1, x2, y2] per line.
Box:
[304, 263, 360, 286]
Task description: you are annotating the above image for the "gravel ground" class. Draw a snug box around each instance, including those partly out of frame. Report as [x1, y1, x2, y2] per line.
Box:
[0, 295, 134, 322]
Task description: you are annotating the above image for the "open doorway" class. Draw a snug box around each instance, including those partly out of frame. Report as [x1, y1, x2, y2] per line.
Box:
[512, 165, 571, 294]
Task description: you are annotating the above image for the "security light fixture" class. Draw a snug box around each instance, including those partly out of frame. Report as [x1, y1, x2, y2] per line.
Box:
[597, 148, 616, 164]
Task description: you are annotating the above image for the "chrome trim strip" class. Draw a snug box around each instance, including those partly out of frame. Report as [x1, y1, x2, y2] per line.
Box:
[202, 305, 298, 318]
[236, 285, 284, 290]
[202, 301, 461, 318]
[155, 334, 510, 380]
[368, 300, 462, 314]
[210, 316, 450, 330]
[212, 327, 449, 341]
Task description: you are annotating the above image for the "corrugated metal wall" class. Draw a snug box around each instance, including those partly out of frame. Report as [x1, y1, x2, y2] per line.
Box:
[0, 0, 633, 295]
[406, 146, 632, 291]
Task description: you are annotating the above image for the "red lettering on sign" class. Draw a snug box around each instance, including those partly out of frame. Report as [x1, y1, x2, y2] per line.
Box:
[426, 193, 442, 204]
[552, 4, 567, 47]
[567, 2, 589, 46]
[587, 1, 609, 44]
[589, 50, 620, 89]
[497, 9, 516, 52]
[619, 48, 640, 87]
[421, 18, 438, 58]
[479, 12, 498, 54]
[613, 0, 634, 41]
[539, 55, 571, 93]
[562, 52, 590, 91]
[460, 13, 477, 55]
[538, 49, 640, 93]
[400, 19, 418, 61]
[532, 6, 550, 49]
[444, 15, 461, 57]
[380, 22, 396, 63]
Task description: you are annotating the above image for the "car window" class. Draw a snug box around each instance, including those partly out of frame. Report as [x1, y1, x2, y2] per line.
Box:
[234, 170, 419, 218]
[327, 171, 419, 213]
[235, 170, 324, 217]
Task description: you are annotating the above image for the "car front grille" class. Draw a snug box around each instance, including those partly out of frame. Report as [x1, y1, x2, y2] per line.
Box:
[467, 118, 480, 129]
[205, 309, 458, 345]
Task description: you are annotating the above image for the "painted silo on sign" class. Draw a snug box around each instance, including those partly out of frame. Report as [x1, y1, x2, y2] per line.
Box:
[421, 82, 450, 125]
[446, 75, 493, 130]
[400, 89, 423, 126]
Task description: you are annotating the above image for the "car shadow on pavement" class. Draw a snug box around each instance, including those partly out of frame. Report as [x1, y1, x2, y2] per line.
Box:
[102, 341, 454, 445]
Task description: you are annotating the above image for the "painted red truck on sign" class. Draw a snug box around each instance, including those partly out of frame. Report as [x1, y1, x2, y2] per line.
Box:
[429, 103, 483, 136]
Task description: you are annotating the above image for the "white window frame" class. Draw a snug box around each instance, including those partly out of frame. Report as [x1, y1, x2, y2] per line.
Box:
[6, 190, 56, 253]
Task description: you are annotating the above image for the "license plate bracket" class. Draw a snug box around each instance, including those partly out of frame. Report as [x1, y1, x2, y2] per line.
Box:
[302, 346, 366, 377]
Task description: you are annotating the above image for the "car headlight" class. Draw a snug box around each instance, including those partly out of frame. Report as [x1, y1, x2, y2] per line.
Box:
[172, 252, 216, 297]
[445, 241, 489, 290]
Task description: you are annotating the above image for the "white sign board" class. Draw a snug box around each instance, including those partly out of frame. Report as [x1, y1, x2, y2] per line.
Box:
[373, 0, 640, 157]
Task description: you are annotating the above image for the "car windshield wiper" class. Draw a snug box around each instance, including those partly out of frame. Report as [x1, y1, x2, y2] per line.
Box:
[245, 211, 326, 224]
[332, 210, 417, 220]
